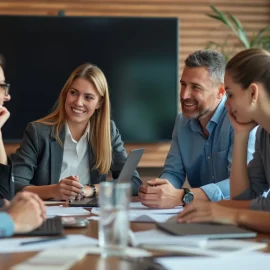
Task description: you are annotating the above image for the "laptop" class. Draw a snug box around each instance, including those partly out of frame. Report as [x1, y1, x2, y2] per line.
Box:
[70, 148, 144, 207]
[156, 222, 257, 239]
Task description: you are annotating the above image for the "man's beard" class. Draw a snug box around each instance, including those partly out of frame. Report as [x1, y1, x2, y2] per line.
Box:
[181, 99, 210, 120]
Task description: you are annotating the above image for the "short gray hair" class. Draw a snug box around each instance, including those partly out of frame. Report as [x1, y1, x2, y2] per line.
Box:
[185, 50, 226, 84]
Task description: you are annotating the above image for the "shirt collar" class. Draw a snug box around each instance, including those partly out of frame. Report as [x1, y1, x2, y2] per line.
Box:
[65, 121, 90, 143]
[210, 96, 227, 125]
[188, 95, 227, 132]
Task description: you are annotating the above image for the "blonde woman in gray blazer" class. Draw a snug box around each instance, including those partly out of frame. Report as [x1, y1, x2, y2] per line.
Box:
[11, 63, 142, 200]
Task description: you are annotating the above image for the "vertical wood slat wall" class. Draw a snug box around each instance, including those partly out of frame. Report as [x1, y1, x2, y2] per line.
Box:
[1, 0, 270, 167]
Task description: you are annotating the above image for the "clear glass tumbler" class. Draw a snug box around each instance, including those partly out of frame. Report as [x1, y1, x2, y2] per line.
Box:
[98, 182, 130, 257]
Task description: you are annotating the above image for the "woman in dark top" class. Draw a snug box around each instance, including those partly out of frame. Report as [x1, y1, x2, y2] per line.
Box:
[0, 55, 13, 206]
[177, 48, 270, 233]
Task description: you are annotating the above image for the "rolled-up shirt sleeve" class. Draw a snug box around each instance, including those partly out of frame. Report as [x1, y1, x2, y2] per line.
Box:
[201, 179, 230, 201]
[0, 212, 15, 237]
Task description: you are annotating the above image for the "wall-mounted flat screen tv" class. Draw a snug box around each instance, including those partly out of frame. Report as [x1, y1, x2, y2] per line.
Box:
[0, 15, 178, 143]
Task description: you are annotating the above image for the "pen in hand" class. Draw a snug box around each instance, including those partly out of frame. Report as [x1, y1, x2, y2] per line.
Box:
[20, 236, 66, 246]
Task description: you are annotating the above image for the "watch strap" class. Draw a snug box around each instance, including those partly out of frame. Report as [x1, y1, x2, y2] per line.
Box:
[183, 188, 191, 195]
[89, 184, 96, 197]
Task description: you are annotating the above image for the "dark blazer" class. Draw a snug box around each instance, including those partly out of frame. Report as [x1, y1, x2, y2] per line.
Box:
[0, 159, 14, 202]
[11, 120, 142, 196]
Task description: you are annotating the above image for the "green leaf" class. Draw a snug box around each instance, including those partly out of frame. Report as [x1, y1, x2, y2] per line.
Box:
[228, 14, 250, 48]
[207, 5, 238, 37]
[250, 25, 270, 47]
[205, 5, 270, 59]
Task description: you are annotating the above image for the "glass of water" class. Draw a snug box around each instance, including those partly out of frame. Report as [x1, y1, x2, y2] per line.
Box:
[98, 182, 130, 257]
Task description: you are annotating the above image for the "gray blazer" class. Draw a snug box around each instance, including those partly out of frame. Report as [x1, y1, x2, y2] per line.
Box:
[11, 120, 142, 196]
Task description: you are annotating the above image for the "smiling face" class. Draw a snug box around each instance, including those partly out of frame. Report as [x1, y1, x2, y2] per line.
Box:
[180, 66, 224, 120]
[224, 72, 254, 124]
[64, 77, 101, 129]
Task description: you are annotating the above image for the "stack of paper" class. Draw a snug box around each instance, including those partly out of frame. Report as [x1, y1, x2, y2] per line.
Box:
[134, 229, 267, 257]
[13, 247, 90, 270]
[155, 252, 270, 270]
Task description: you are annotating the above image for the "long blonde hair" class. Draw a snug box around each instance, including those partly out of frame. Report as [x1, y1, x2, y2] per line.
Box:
[36, 63, 112, 174]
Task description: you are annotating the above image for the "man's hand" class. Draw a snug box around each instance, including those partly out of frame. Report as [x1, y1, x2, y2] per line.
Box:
[177, 201, 238, 225]
[52, 175, 84, 200]
[6, 191, 46, 233]
[138, 178, 184, 208]
[0, 106, 10, 129]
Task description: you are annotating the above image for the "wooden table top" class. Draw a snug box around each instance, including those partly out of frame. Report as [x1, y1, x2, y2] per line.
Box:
[1, 202, 270, 270]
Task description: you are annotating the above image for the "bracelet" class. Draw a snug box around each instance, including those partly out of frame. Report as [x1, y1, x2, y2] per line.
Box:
[89, 184, 96, 197]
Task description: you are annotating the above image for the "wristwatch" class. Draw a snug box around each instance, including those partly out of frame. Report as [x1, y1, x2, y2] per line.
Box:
[182, 188, 194, 205]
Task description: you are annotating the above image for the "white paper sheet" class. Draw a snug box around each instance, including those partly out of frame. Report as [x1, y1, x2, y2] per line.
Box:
[0, 235, 98, 253]
[129, 202, 183, 214]
[142, 238, 267, 257]
[155, 252, 270, 270]
[46, 206, 90, 217]
[88, 213, 174, 223]
[44, 201, 65, 205]
[91, 202, 183, 216]
[13, 247, 90, 270]
[13, 247, 152, 270]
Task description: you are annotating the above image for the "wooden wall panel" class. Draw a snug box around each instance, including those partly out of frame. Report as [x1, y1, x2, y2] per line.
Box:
[1, 0, 270, 167]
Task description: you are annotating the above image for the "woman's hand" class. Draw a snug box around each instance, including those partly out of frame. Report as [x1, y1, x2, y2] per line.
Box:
[227, 111, 257, 135]
[52, 175, 84, 200]
[0, 106, 10, 130]
[177, 201, 239, 225]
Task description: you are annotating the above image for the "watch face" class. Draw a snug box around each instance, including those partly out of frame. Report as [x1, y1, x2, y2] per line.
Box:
[183, 192, 194, 204]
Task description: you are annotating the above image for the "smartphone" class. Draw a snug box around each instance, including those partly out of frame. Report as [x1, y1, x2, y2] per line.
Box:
[61, 217, 89, 228]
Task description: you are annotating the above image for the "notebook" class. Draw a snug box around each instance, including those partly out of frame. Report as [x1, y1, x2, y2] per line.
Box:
[156, 222, 257, 239]
[16, 217, 64, 236]
[70, 148, 144, 207]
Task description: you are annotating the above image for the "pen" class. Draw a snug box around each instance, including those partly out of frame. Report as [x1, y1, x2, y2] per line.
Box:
[20, 236, 66, 246]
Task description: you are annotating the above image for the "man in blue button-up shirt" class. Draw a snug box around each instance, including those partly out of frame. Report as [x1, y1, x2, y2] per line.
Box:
[139, 50, 256, 208]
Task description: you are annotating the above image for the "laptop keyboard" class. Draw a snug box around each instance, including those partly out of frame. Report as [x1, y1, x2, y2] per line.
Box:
[17, 217, 64, 236]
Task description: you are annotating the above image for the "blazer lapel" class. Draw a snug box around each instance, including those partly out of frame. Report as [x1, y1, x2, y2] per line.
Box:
[88, 144, 99, 184]
[50, 126, 65, 184]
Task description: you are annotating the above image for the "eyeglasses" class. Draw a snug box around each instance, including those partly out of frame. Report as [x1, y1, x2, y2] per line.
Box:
[0, 83, 10, 96]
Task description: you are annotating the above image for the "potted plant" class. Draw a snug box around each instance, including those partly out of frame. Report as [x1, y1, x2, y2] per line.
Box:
[206, 5, 270, 60]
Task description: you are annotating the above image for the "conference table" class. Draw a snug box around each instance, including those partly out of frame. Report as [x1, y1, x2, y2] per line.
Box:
[1, 199, 270, 270]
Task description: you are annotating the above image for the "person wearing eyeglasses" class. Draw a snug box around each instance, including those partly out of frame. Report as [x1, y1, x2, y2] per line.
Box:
[0, 55, 46, 237]
[0, 55, 13, 207]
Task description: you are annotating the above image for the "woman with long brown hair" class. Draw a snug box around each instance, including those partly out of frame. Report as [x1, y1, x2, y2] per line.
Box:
[12, 63, 142, 200]
[177, 48, 270, 233]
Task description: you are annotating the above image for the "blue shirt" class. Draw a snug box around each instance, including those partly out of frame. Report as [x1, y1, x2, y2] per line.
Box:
[0, 212, 14, 237]
[160, 97, 257, 201]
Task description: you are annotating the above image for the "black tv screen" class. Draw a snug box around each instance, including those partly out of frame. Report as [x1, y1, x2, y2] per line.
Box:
[0, 15, 178, 143]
